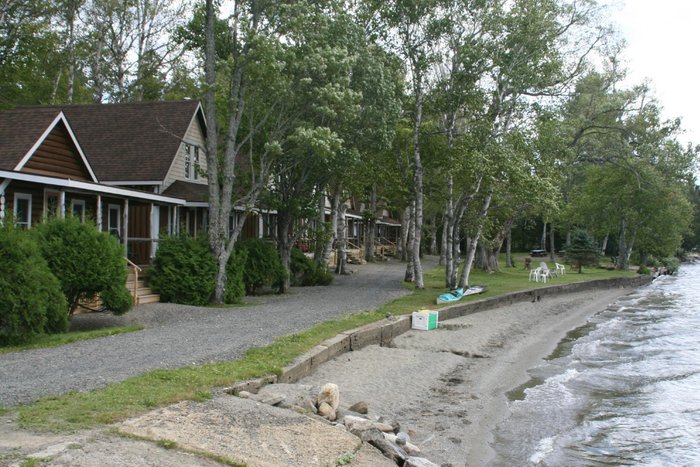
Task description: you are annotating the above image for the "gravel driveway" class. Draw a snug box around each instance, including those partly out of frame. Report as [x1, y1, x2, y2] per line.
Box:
[0, 258, 435, 407]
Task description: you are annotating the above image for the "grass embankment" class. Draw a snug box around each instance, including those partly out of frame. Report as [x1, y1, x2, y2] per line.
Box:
[14, 257, 634, 432]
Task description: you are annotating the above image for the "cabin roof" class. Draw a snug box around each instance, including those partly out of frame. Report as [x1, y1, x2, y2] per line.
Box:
[10, 100, 204, 183]
[162, 180, 209, 203]
[0, 108, 66, 170]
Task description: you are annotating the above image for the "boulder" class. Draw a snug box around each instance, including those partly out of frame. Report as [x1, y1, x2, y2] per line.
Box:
[343, 415, 375, 436]
[384, 433, 420, 454]
[317, 401, 336, 421]
[348, 400, 369, 414]
[404, 457, 440, 467]
[317, 383, 340, 410]
[374, 422, 395, 433]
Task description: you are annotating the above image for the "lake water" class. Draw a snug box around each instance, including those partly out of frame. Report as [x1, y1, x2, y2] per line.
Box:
[489, 264, 700, 466]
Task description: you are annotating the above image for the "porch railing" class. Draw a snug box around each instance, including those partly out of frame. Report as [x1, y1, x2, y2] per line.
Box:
[126, 258, 142, 304]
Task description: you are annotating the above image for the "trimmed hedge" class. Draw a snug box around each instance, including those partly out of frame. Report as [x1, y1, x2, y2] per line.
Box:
[290, 247, 333, 286]
[151, 235, 216, 306]
[150, 235, 246, 305]
[237, 238, 286, 294]
[0, 224, 68, 345]
[33, 217, 131, 314]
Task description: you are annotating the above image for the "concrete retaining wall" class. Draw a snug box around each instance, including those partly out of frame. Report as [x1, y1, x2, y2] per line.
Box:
[231, 275, 654, 392]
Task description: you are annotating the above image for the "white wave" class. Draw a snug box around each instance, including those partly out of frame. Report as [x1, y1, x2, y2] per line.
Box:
[529, 436, 555, 464]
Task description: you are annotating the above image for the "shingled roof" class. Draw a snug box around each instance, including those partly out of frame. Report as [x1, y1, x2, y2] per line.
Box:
[0, 108, 65, 170]
[162, 180, 209, 203]
[36, 100, 204, 182]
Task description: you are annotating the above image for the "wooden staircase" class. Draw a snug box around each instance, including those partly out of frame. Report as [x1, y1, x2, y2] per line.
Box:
[126, 262, 160, 305]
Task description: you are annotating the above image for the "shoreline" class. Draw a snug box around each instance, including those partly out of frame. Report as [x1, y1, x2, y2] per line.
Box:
[297, 287, 634, 466]
[1, 284, 641, 466]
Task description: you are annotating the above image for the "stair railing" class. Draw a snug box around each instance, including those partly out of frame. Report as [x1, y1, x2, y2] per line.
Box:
[126, 258, 142, 305]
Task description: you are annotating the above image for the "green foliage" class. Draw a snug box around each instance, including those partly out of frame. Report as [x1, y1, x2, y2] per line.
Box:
[224, 249, 247, 304]
[660, 257, 680, 275]
[290, 247, 333, 287]
[564, 230, 600, 273]
[151, 235, 216, 306]
[237, 239, 286, 294]
[0, 224, 67, 345]
[33, 217, 131, 315]
[637, 265, 650, 275]
[100, 286, 133, 316]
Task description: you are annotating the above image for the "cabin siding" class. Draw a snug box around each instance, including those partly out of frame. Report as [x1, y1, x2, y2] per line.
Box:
[162, 116, 208, 191]
[22, 124, 92, 181]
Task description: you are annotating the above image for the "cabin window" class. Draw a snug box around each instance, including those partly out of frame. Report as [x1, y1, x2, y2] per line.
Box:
[14, 193, 32, 229]
[193, 146, 200, 180]
[71, 199, 86, 222]
[108, 204, 121, 240]
[184, 144, 191, 179]
[44, 190, 60, 218]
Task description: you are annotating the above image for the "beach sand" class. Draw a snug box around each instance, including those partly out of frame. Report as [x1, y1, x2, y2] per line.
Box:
[0, 287, 633, 466]
[298, 287, 631, 466]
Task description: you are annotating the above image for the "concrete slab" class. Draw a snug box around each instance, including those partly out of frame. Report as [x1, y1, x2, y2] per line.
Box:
[117, 395, 362, 467]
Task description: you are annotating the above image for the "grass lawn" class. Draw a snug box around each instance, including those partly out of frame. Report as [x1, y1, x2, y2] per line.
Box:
[12, 254, 636, 433]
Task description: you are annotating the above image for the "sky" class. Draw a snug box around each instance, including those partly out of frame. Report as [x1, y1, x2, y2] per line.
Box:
[603, 0, 699, 146]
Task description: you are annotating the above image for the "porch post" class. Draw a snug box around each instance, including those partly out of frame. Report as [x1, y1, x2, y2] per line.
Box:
[0, 179, 8, 224]
[149, 202, 155, 260]
[96, 195, 102, 231]
[123, 199, 129, 256]
[59, 191, 66, 218]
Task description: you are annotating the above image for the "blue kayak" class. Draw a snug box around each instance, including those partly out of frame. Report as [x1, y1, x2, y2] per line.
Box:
[436, 285, 487, 305]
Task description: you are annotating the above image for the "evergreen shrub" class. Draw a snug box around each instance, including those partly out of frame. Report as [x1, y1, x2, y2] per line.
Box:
[150, 235, 216, 305]
[33, 217, 131, 314]
[290, 247, 333, 286]
[224, 248, 247, 304]
[0, 224, 68, 344]
[237, 238, 286, 294]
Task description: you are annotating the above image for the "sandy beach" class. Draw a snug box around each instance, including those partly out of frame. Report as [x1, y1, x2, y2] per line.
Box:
[0, 286, 636, 466]
[297, 287, 632, 466]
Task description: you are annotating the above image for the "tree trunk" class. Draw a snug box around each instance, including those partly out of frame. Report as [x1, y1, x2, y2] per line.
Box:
[399, 206, 410, 262]
[458, 191, 493, 289]
[277, 211, 294, 292]
[364, 183, 378, 262]
[404, 202, 415, 282]
[541, 221, 547, 250]
[412, 87, 425, 289]
[440, 208, 448, 266]
[320, 187, 340, 267]
[600, 233, 609, 255]
[505, 224, 513, 268]
[335, 204, 348, 275]
[617, 218, 626, 270]
[549, 224, 556, 261]
[444, 176, 454, 286]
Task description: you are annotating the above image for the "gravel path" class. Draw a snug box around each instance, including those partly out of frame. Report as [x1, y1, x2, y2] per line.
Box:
[0, 258, 435, 407]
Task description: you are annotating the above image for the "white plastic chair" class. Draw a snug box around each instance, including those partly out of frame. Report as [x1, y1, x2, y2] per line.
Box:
[539, 262, 554, 280]
[529, 267, 544, 282]
[555, 263, 566, 276]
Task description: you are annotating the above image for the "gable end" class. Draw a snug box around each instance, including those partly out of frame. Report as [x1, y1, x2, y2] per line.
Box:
[21, 121, 93, 181]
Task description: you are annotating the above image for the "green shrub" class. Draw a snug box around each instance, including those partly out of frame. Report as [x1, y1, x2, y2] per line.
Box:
[660, 257, 680, 275]
[290, 247, 333, 286]
[637, 265, 650, 275]
[0, 224, 68, 344]
[224, 248, 247, 304]
[100, 286, 134, 315]
[237, 239, 286, 294]
[150, 235, 216, 305]
[33, 217, 131, 315]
